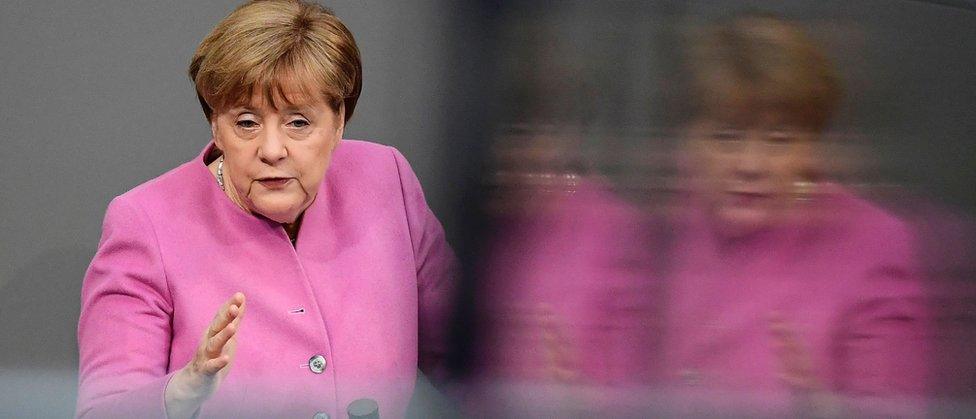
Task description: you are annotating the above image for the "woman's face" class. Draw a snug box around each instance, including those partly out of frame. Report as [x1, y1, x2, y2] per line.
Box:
[212, 88, 343, 224]
[686, 111, 818, 237]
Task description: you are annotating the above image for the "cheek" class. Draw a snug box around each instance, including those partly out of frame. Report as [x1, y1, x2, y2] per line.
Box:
[299, 160, 328, 187]
[689, 141, 722, 177]
[295, 141, 337, 186]
[769, 154, 808, 187]
[216, 127, 256, 161]
[700, 153, 734, 183]
[224, 149, 258, 182]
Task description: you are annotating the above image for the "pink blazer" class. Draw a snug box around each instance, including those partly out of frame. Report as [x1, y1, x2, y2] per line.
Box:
[477, 180, 659, 385]
[662, 185, 930, 401]
[475, 180, 929, 416]
[77, 140, 456, 418]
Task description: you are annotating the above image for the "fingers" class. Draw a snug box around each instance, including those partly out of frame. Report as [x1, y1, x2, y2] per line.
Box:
[195, 292, 245, 376]
[205, 321, 237, 358]
[206, 292, 245, 339]
[768, 312, 820, 392]
[769, 313, 804, 362]
[200, 354, 231, 375]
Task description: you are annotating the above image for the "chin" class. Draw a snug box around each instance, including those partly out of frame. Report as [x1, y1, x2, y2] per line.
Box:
[250, 199, 305, 223]
[714, 206, 772, 238]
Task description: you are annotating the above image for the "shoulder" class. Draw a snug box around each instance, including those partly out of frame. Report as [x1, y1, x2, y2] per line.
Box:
[821, 184, 914, 249]
[101, 156, 220, 235]
[110, 161, 203, 213]
[813, 185, 922, 296]
[330, 139, 402, 165]
[328, 139, 421, 190]
[536, 177, 646, 232]
[822, 189, 928, 337]
[329, 139, 400, 174]
[515, 177, 651, 257]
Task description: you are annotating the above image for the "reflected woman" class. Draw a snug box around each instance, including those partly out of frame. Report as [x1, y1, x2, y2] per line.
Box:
[661, 14, 929, 413]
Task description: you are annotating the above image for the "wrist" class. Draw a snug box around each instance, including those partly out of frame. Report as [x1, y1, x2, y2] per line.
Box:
[164, 367, 210, 418]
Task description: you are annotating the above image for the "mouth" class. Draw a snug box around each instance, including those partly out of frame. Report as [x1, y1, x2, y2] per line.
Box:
[726, 190, 771, 206]
[255, 177, 294, 189]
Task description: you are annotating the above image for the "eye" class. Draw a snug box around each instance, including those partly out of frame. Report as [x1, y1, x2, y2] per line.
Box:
[710, 128, 742, 142]
[235, 119, 259, 129]
[287, 118, 310, 128]
[766, 130, 796, 145]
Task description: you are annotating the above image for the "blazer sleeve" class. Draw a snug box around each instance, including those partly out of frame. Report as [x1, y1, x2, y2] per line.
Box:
[391, 148, 457, 381]
[77, 196, 177, 419]
[832, 225, 930, 398]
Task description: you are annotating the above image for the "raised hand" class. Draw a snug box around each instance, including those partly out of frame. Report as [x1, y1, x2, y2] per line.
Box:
[165, 292, 245, 419]
[768, 311, 841, 417]
[769, 312, 819, 392]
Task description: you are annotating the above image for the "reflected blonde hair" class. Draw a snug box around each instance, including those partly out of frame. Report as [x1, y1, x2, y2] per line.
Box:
[189, 0, 362, 122]
[689, 15, 842, 132]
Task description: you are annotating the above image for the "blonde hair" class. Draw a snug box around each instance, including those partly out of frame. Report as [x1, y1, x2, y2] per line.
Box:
[189, 0, 362, 122]
[689, 15, 842, 132]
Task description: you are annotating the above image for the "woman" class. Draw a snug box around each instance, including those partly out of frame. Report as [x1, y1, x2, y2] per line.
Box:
[76, 1, 454, 418]
[659, 15, 930, 414]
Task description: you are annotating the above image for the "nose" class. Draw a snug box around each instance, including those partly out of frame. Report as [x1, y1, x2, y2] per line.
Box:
[257, 126, 288, 165]
[732, 133, 767, 181]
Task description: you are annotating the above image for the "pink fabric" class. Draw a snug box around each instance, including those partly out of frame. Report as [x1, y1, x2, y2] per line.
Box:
[77, 140, 456, 418]
[473, 179, 929, 416]
[477, 180, 660, 386]
[661, 185, 930, 402]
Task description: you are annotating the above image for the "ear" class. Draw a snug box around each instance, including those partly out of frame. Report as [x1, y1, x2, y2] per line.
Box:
[336, 102, 346, 136]
[210, 117, 223, 150]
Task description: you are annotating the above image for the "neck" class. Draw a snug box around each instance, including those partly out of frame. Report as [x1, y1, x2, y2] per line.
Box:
[282, 214, 304, 243]
[207, 155, 250, 213]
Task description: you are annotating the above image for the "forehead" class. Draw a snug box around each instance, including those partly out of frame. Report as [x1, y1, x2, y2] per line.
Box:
[234, 84, 322, 110]
[700, 97, 810, 129]
[224, 66, 336, 113]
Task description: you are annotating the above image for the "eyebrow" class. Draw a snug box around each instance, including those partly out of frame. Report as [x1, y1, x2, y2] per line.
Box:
[280, 105, 314, 114]
[230, 106, 312, 115]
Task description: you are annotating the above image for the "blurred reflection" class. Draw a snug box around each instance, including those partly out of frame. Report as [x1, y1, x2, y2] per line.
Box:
[461, 9, 970, 418]
[471, 122, 660, 417]
[662, 14, 929, 414]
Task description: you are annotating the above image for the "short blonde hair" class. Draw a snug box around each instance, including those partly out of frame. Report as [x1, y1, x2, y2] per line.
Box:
[689, 15, 842, 132]
[189, 0, 362, 122]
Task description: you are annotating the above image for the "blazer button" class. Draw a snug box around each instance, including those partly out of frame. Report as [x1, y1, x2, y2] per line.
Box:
[309, 355, 327, 374]
[348, 398, 380, 419]
[312, 412, 330, 419]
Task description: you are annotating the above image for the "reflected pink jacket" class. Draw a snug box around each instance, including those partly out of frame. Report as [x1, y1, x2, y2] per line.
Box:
[478, 180, 659, 385]
[77, 140, 455, 418]
[662, 185, 930, 400]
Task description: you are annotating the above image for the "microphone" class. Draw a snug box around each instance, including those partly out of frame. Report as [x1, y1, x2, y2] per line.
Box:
[347, 398, 379, 419]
